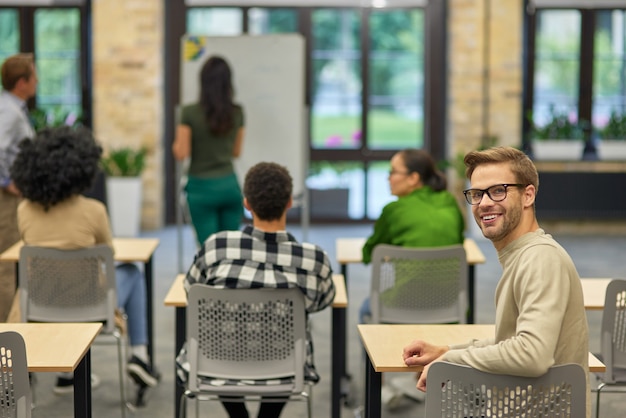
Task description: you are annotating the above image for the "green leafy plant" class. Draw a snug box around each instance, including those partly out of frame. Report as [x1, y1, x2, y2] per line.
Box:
[30, 107, 82, 132]
[101, 146, 148, 177]
[600, 111, 626, 140]
[530, 108, 586, 141]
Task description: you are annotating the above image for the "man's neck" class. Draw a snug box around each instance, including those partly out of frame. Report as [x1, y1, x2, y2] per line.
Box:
[252, 217, 287, 233]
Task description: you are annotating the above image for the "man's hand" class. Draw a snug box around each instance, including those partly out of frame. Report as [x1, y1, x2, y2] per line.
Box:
[402, 339, 448, 366]
[4, 181, 20, 196]
[403, 340, 448, 392]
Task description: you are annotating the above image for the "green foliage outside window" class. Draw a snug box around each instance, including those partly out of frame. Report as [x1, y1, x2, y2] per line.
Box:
[601, 111, 626, 140]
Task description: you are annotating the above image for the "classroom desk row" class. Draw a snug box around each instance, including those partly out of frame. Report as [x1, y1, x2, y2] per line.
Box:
[163, 273, 348, 418]
[0, 323, 102, 418]
[0, 238, 160, 369]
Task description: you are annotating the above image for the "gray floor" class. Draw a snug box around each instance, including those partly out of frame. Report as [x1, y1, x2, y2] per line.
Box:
[28, 223, 626, 417]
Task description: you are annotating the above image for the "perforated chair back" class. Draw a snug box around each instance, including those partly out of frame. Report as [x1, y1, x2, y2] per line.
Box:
[600, 278, 626, 383]
[0, 331, 31, 418]
[19, 245, 116, 334]
[426, 362, 586, 418]
[370, 244, 467, 324]
[186, 284, 307, 395]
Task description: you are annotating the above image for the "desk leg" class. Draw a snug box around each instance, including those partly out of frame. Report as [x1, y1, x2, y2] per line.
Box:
[174, 306, 186, 418]
[467, 265, 475, 324]
[339, 262, 351, 405]
[364, 356, 381, 418]
[74, 348, 92, 418]
[331, 305, 346, 418]
[145, 257, 155, 367]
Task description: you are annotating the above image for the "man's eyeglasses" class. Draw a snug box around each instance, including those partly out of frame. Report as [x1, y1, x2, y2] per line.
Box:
[463, 184, 527, 205]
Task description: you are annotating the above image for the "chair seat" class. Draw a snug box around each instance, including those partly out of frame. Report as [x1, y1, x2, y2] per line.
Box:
[593, 353, 626, 384]
[175, 343, 320, 390]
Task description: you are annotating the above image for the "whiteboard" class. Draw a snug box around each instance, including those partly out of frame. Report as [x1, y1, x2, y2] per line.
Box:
[179, 34, 307, 197]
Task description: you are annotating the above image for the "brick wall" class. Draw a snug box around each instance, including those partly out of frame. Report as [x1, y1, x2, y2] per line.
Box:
[93, 0, 164, 230]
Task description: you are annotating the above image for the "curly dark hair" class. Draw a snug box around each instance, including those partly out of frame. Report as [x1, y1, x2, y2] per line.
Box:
[10, 126, 103, 210]
[243, 162, 292, 221]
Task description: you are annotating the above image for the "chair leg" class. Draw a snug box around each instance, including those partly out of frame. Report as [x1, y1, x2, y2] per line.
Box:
[115, 332, 127, 418]
[596, 383, 606, 418]
[306, 387, 313, 418]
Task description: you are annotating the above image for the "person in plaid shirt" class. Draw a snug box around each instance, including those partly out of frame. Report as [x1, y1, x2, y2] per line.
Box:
[179, 161, 335, 418]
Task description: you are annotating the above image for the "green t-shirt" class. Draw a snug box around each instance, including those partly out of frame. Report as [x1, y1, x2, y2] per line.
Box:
[181, 103, 244, 177]
[362, 186, 465, 264]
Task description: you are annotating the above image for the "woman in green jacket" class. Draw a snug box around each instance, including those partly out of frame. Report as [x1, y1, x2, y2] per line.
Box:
[360, 148, 465, 319]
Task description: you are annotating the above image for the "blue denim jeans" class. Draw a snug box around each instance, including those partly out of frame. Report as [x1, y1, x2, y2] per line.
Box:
[116, 263, 147, 346]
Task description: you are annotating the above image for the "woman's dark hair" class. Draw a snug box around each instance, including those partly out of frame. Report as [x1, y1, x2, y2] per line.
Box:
[244, 162, 292, 221]
[398, 148, 447, 192]
[199, 56, 238, 135]
[10, 126, 103, 210]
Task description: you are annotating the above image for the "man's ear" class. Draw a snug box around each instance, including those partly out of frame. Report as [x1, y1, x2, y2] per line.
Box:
[523, 185, 536, 208]
[286, 196, 293, 210]
[243, 197, 251, 211]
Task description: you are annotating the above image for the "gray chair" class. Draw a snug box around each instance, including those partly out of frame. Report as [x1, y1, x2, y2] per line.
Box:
[366, 244, 468, 406]
[18, 245, 128, 418]
[0, 331, 31, 418]
[594, 278, 626, 418]
[426, 361, 587, 418]
[180, 285, 311, 418]
[369, 244, 468, 325]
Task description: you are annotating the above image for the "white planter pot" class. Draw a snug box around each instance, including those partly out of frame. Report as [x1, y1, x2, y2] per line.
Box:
[106, 177, 142, 237]
[596, 140, 626, 160]
[532, 140, 584, 161]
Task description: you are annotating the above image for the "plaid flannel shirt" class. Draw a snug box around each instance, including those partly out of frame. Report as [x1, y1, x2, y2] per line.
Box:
[178, 225, 335, 387]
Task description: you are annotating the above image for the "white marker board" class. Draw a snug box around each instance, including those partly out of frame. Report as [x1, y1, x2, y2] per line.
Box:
[179, 34, 307, 196]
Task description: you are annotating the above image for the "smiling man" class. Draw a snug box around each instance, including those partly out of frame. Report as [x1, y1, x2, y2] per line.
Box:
[402, 147, 590, 417]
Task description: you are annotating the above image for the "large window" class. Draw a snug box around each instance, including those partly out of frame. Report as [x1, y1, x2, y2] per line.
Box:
[524, 3, 626, 152]
[165, 1, 444, 223]
[0, 3, 89, 128]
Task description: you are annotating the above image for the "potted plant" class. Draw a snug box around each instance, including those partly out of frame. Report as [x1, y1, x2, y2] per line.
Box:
[101, 146, 148, 237]
[529, 108, 586, 160]
[597, 111, 626, 160]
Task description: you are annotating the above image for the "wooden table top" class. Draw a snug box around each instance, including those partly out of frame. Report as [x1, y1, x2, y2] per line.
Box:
[0, 323, 102, 373]
[580, 278, 612, 311]
[164, 273, 348, 308]
[0, 237, 160, 263]
[357, 324, 605, 373]
[335, 237, 486, 265]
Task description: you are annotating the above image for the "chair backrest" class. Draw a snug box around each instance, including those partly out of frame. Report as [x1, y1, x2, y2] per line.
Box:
[19, 245, 116, 334]
[186, 284, 307, 393]
[601, 278, 626, 383]
[425, 361, 587, 418]
[370, 244, 467, 324]
[0, 331, 31, 418]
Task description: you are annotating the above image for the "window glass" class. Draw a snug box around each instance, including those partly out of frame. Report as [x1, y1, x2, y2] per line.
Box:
[533, 10, 581, 127]
[367, 160, 394, 219]
[187, 8, 242, 35]
[368, 9, 424, 149]
[311, 9, 362, 149]
[0, 9, 19, 63]
[307, 161, 365, 219]
[34, 8, 81, 124]
[249, 8, 297, 34]
[593, 10, 626, 133]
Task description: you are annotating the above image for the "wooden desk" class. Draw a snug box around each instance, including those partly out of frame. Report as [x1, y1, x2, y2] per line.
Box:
[0, 238, 160, 368]
[580, 278, 612, 310]
[0, 323, 102, 418]
[358, 324, 606, 418]
[164, 273, 347, 418]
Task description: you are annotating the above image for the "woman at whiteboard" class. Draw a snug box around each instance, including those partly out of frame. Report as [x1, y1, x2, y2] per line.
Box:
[173, 56, 245, 245]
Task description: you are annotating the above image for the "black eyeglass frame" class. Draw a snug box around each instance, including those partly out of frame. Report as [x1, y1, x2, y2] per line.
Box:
[462, 183, 528, 205]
